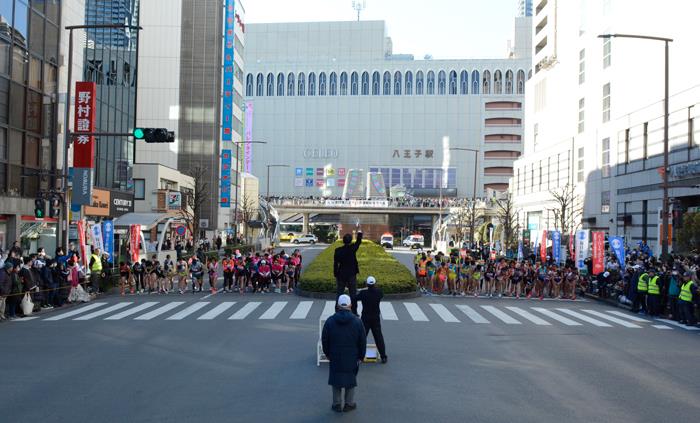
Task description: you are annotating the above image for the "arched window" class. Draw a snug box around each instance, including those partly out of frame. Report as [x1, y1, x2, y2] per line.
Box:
[460, 70, 468, 94]
[308, 72, 316, 96]
[339, 72, 348, 95]
[416, 71, 424, 95]
[426, 71, 435, 95]
[482, 70, 491, 94]
[361, 71, 369, 95]
[438, 70, 446, 95]
[298, 72, 306, 96]
[493, 70, 502, 94]
[449, 70, 457, 95]
[277, 72, 285, 96]
[351, 72, 359, 95]
[256, 73, 264, 96]
[319, 72, 327, 95]
[394, 71, 402, 95]
[287, 72, 295, 96]
[383, 71, 391, 95]
[516, 70, 525, 94]
[471, 70, 479, 94]
[405, 71, 413, 95]
[266, 73, 274, 96]
[329, 72, 337, 95]
[372, 71, 380, 95]
[245, 73, 253, 96]
[505, 70, 513, 94]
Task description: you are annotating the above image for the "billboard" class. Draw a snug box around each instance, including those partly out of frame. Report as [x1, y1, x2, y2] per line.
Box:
[221, 0, 235, 141]
[220, 149, 232, 207]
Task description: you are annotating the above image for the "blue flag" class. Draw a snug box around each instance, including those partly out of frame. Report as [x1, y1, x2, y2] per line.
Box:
[551, 231, 561, 265]
[610, 236, 625, 267]
[517, 240, 523, 261]
[103, 220, 114, 263]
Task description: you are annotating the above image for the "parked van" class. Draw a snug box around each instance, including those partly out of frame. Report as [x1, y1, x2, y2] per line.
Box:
[402, 234, 425, 249]
[380, 233, 394, 249]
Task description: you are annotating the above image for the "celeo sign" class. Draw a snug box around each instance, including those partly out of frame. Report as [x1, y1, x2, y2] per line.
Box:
[324, 199, 389, 208]
[303, 148, 338, 159]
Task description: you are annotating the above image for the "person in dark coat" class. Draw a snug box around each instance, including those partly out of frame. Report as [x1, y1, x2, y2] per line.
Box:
[321, 294, 366, 413]
[356, 275, 387, 363]
[0, 261, 13, 320]
[333, 230, 363, 314]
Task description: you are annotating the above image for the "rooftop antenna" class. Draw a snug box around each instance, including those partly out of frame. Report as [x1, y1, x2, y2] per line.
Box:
[352, 0, 366, 21]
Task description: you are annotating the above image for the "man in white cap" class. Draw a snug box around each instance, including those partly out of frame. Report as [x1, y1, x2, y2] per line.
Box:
[321, 294, 366, 413]
[356, 276, 387, 363]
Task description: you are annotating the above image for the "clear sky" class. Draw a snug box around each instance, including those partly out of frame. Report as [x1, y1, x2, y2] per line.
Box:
[242, 0, 519, 59]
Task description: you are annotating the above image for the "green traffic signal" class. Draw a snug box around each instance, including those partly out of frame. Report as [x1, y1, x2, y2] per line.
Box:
[133, 128, 145, 139]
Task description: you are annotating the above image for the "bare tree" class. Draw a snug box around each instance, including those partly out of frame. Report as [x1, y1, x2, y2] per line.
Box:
[548, 183, 583, 245]
[495, 192, 519, 252]
[178, 166, 209, 240]
[239, 193, 258, 244]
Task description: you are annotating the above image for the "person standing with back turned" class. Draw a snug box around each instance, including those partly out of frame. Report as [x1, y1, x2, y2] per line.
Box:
[334, 228, 363, 315]
[356, 275, 388, 363]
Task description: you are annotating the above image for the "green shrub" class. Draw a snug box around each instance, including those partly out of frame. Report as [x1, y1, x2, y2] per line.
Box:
[299, 240, 417, 294]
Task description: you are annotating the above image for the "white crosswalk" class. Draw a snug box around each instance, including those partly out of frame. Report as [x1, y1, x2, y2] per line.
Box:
[31, 300, 699, 332]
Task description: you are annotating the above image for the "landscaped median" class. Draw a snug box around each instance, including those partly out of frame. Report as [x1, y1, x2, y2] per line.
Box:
[299, 240, 418, 295]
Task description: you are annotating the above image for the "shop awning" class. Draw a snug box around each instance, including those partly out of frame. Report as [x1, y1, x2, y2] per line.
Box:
[112, 213, 176, 231]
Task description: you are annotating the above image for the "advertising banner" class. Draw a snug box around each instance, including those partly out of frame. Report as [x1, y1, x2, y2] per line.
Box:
[71, 168, 93, 207]
[220, 149, 231, 207]
[110, 190, 134, 216]
[551, 230, 561, 265]
[90, 222, 104, 254]
[575, 229, 589, 270]
[221, 0, 235, 141]
[517, 240, 523, 261]
[609, 236, 625, 267]
[103, 220, 114, 263]
[244, 101, 253, 172]
[522, 229, 530, 247]
[84, 188, 110, 217]
[73, 82, 96, 168]
[592, 231, 605, 275]
[306, 168, 314, 177]
[315, 179, 324, 187]
[167, 191, 182, 210]
[337, 178, 345, 187]
[540, 230, 547, 262]
[130, 224, 141, 263]
[305, 178, 313, 187]
[569, 231, 575, 263]
[77, 220, 88, 267]
[295, 168, 303, 177]
[338, 168, 346, 177]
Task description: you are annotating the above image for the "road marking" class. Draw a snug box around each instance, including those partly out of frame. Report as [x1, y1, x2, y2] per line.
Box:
[404, 303, 429, 321]
[604, 310, 652, 323]
[429, 304, 460, 322]
[455, 305, 490, 323]
[555, 308, 612, 327]
[44, 302, 108, 321]
[229, 302, 261, 320]
[480, 305, 521, 324]
[320, 301, 336, 319]
[166, 302, 210, 320]
[380, 302, 398, 320]
[197, 302, 236, 320]
[259, 301, 288, 319]
[581, 309, 642, 328]
[290, 301, 313, 319]
[653, 318, 700, 331]
[652, 324, 673, 330]
[74, 302, 133, 320]
[532, 307, 583, 326]
[505, 306, 551, 325]
[105, 302, 159, 320]
[134, 302, 185, 320]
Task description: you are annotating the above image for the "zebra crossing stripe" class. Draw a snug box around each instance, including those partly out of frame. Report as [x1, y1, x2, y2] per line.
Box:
[380, 302, 398, 320]
[320, 301, 336, 319]
[74, 302, 133, 320]
[105, 302, 159, 320]
[197, 302, 236, 320]
[44, 302, 108, 321]
[135, 302, 185, 320]
[532, 307, 582, 326]
[555, 308, 612, 327]
[166, 302, 210, 320]
[505, 306, 551, 325]
[604, 310, 652, 323]
[229, 302, 261, 320]
[456, 305, 490, 323]
[259, 301, 288, 320]
[480, 305, 521, 324]
[580, 309, 642, 328]
[653, 318, 700, 331]
[652, 324, 673, 330]
[404, 303, 429, 321]
[290, 301, 313, 319]
[429, 304, 460, 322]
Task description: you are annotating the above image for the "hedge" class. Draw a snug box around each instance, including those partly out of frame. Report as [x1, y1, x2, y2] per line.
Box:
[299, 240, 417, 294]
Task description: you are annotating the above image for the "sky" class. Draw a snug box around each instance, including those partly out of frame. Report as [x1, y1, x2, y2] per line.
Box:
[242, 0, 520, 59]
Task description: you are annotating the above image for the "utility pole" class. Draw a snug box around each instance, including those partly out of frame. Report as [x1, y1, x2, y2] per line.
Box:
[352, 1, 366, 21]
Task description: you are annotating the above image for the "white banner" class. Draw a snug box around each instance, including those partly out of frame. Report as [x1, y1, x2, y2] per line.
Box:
[324, 199, 389, 208]
[89, 223, 104, 254]
[575, 229, 589, 270]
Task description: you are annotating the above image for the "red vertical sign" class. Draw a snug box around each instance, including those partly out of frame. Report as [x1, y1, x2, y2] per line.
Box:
[540, 230, 547, 262]
[130, 224, 141, 263]
[73, 82, 96, 168]
[569, 231, 575, 263]
[76, 220, 88, 267]
[592, 231, 605, 275]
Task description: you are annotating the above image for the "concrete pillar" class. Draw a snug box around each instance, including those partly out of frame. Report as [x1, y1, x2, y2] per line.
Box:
[302, 213, 310, 234]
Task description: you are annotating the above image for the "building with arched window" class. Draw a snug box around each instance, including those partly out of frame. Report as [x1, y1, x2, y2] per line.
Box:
[244, 19, 530, 198]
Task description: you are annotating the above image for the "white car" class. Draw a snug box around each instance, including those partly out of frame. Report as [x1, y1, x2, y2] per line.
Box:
[293, 234, 318, 244]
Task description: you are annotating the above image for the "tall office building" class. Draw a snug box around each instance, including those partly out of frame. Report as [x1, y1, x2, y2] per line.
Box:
[518, 0, 533, 17]
[86, 0, 138, 48]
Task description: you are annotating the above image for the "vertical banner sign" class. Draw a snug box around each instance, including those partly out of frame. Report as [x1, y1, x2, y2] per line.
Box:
[73, 82, 96, 206]
[569, 231, 575, 263]
[90, 223, 104, 254]
[221, 0, 235, 141]
[551, 231, 561, 265]
[592, 231, 605, 275]
[575, 230, 589, 270]
[517, 240, 523, 262]
[77, 220, 88, 267]
[609, 236, 625, 267]
[130, 224, 141, 263]
[244, 101, 253, 173]
[522, 229, 530, 248]
[102, 220, 114, 263]
[220, 149, 232, 207]
[540, 230, 547, 262]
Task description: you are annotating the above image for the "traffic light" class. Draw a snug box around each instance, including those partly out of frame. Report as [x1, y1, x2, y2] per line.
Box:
[34, 198, 45, 219]
[49, 196, 61, 218]
[133, 128, 175, 143]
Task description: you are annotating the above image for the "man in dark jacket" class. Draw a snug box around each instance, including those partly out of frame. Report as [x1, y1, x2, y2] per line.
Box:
[322, 294, 366, 413]
[356, 276, 387, 363]
[333, 230, 363, 314]
[0, 261, 12, 320]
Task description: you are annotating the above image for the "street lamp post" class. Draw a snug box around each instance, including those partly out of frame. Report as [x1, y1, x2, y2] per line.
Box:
[598, 33, 673, 255]
[266, 164, 290, 201]
[451, 147, 480, 244]
[232, 141, 266, 238]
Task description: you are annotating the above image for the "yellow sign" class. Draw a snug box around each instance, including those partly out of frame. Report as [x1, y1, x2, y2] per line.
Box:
[84, 189, 110, 217]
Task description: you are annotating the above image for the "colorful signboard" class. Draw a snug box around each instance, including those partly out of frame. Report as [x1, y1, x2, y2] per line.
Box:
[130, 224, 141, 263]
[73, 82, 96, 168]
[295, 168, 303, 177]
[609, 236, 625, 267]
[221, 0, 235, 141]
[244, 101, 253, 172]
[103, 220, 114, 263]
[592, 231, 605, 275]
[84, 189, 110, 217]
[220, 149, 232, 207]
[551, 230, 561, 265]
[167, 191, 182, 210]
[575, 230, 589, 270]
[540, 230, 547, 262]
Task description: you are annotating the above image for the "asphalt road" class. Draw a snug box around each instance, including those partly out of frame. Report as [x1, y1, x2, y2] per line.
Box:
[2, 244, 699, 423]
